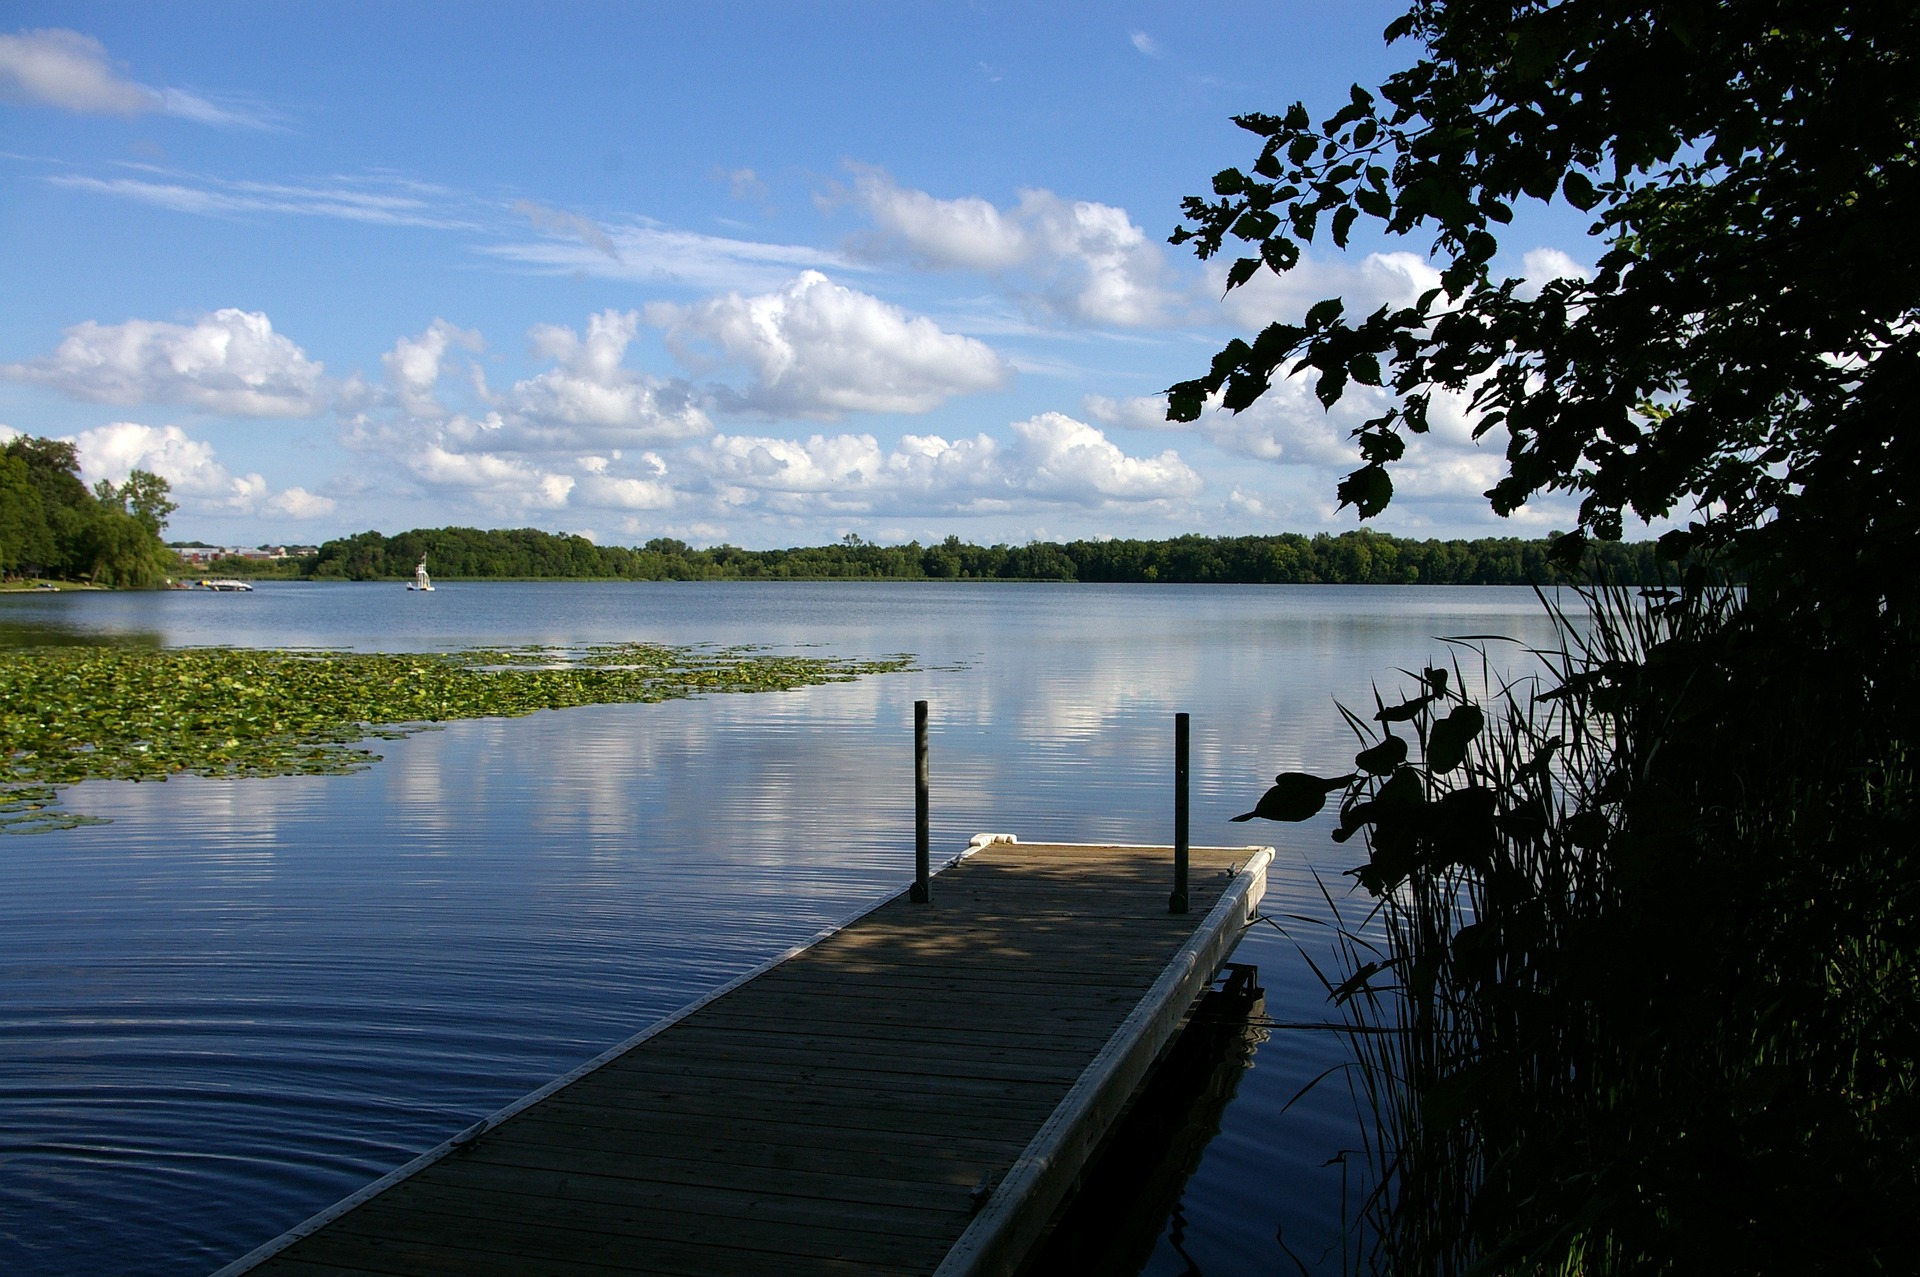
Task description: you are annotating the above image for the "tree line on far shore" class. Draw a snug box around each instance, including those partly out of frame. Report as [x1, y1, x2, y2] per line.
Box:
[274, 524, 1666, 585]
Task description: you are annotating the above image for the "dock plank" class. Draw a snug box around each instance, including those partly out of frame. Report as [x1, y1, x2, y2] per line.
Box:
[221, 838, 1270, 1277]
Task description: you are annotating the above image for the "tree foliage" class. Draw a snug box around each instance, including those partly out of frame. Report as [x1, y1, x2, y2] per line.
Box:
[1188, 3, 1920, 1270]
[0, 436, 177, 587]
[1173, 0, 1918, 597]
[298, 524, 1664, 586]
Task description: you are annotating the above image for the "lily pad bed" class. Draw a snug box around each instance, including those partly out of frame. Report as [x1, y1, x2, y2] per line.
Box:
[0, 642, 914, 832]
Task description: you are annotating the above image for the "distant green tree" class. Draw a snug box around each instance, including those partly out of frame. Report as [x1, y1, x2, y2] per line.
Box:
[0, 451, 54, 578]
[1, 437, 176, 586]
[91, 470, 177, 540]
[293, 525, 1664, 586]
[1176, 2, 1920, 1270]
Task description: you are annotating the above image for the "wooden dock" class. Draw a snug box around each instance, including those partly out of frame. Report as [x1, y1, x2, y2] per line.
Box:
[216, 834, 1273, 1277]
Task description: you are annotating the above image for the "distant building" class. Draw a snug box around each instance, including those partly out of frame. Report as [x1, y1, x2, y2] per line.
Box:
[168, 543, 319, 564]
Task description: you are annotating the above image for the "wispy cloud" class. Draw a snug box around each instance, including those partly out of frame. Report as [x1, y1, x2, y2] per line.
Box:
[47, 170, 474, 228]
[37, 156, 859, 292]
[512, 199, 620, 260]
[485, 222, 858, 292]
[0, 28, 273, 128]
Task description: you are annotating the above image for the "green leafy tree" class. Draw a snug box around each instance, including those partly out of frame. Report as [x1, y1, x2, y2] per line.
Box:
[80, 506, 175, 588]
[0, 451, 54, 578]
[90, 470, 177, 539]
[119, 470, 177, 539]
[1172, 0, 1917, 614]
[1178, 2, 1920, 1270]
[1, 440, 177, 586]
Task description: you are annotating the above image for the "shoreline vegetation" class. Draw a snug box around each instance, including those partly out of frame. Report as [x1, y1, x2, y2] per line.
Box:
[1183, 1, 1918, 1269]
[193, 525, 1667, 586]
[0, 642, 915, 833]
[4, 431, 1671, 590]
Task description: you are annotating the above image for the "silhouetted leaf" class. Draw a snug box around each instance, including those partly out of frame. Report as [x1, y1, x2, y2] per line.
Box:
[1354, 186, 1393, 218]
[1339, 464, 1394, 516]
[1566, 808, 1610, 850]
[1562, 170, 1599, 210]
[1332, 205, 1359, 248]
[1306, 297, 1345, 329]
[1498, 796, 1550, 846]
[1376, 692, 1433, 723]
[1356, 733, 1408, 775]
[1165, 382, 1206, 422]
[1427, 786, 1497, 867]
[1426, 703, 1484, 772]
[1376, 767, 1424, 807]
[1225, 256, 1263, 290]
[1231, 770, 1356, 822]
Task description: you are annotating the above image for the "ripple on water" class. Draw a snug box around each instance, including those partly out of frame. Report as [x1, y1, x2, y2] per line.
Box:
[0, 583, 1578, 1275]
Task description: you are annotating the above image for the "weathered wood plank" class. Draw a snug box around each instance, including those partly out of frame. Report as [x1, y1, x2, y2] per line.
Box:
[316, 1192, 957, 1268]
[461, 1138, 985, 1204]
[495, 1109, 1025, 1169]
[224, 839, 1271, 1277]
[524, 1091, 1048, 1142]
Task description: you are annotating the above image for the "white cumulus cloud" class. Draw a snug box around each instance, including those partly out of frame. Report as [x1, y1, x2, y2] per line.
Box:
[846, 168, 1177, 327]
[374, 311, 709, 453]
[1009, 412, 1201, 501]
[265, 487, 336, 519]
[409, 444, 576, 511]
[1516, 247, 1593, 300]
[350, 315, 703, 518]
[693, 414, 1197, 516]
[0, 28, 262, 125]
[3, 309, 326, 417]
[1213, 250, 1443, 331]
[1081, 393, 1174, 432]
[382, 319, 483, 419]
[650, 270, 1009, 417]
[72, 421, 333, 517]
[502, 310, 709, 446]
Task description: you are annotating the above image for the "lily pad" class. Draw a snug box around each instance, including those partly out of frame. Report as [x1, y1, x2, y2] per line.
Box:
[1, 641, 916, 832]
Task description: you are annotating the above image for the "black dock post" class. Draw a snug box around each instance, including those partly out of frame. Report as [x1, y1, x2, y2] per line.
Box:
[911, 699, 931, 903]
[1169, 711, 1190, 914]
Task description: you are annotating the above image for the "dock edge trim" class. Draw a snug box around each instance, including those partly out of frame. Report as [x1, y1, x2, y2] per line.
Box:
[207, 832, 1018, 1277]
[931, 841, 1276, 1277]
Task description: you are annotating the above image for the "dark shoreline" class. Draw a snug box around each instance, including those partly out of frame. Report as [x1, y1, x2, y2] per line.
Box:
[186, 526, 1674, 587]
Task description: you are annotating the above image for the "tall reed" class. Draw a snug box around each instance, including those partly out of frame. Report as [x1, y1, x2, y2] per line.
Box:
[1274, 576, 1917, 1273]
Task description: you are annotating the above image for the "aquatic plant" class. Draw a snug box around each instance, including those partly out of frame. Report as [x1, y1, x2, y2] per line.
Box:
[1249, 578, 1917, 1273]
[0, 641, 913, 831]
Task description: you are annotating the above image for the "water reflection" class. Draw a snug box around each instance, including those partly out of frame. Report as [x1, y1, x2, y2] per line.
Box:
[1019, 967, 1271, 1276]
[0, 616, 165, 648]
[0, 583, 1577, 1275]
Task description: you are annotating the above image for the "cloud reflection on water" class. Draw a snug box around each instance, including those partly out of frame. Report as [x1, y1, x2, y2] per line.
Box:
[0, 582, 1580, 1275]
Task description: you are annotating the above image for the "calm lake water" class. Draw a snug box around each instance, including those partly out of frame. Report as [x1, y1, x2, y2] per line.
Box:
[0, 581, 1576, 1275]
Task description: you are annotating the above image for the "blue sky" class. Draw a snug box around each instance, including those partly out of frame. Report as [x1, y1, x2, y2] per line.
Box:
[1, 3, 1603, 549]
